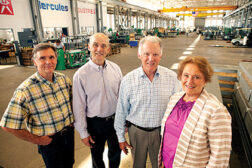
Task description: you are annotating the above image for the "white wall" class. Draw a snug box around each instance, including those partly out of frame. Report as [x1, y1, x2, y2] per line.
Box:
[0, 0, 33, 41]
[77, 1, 97, 33]
[205, 17, 223, 27]
[39, 0, 73, 36]
[77, 1, 107, 33]
[1, 0, 109, 41]
[107, 14, 114, 30]
[179, 16, 195, 29]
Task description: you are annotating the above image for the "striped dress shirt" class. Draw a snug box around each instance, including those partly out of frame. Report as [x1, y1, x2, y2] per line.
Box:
[114, 65, 181, 142]
[0, 72, 74, 136]
[158, 89, 232, 168]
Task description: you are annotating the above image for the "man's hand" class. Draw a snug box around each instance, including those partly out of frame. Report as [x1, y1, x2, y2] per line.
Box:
[34, 135, 52, 146]
[82, 136, 95, 148]
[1, 127, 52, 146]
[119, 141, 132, 155]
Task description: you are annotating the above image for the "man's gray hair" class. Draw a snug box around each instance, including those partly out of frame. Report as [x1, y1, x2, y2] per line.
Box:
[32, 43, 57, 59]
[89, 33, 110, 45]
[138, 36, 163, 55]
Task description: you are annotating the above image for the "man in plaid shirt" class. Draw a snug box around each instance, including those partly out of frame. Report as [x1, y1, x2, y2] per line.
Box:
[0, 43, 74, 168]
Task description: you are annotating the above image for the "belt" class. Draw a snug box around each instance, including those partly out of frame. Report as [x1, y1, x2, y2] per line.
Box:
[51, 125, 73, 137]
[130, 122, 160, 132]
[94, 114, 115, 121]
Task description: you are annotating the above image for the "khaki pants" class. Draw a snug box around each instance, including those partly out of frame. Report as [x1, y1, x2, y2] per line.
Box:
[128, 124, 161, 168]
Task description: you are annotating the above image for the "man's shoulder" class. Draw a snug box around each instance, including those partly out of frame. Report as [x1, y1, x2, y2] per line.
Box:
[14, 73, 39, 92]
[106, 60, 119, 66]
[123, 67, 140, 79]
[54, 71, 67, 78]
[54, 72, 71, 84]
[74, 62, 91, 76]
[106, 60, 121, 71]
[158, 65, 177, 77]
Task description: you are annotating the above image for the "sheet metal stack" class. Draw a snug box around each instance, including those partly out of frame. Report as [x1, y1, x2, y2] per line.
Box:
[233, 61, 252, 167]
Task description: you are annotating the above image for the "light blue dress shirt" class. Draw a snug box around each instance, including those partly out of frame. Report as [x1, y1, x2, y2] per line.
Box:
[73, 60, 122, 139]
[114, 66, 181, 142]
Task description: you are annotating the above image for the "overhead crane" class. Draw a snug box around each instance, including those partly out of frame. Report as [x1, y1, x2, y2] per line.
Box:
[176, 12, 226, 17]
[158, 5, 237, 13]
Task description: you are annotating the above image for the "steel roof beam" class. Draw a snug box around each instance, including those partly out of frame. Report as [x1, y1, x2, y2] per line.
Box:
[158, 5, 237, 13]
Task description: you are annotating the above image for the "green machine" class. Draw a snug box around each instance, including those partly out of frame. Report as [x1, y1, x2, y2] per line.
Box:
[153, 28, 159, 36]
[223, 28, 235, 40]
[56, 49, 66, 70]
[65, 49, 87, 68]
[135, 28, 143, 40]
[111, 32, 118, 42]
[110, 32, 129, 44]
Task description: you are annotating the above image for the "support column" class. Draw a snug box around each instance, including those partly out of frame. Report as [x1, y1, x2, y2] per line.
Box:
[114, 5, 119, 30]
[96, 0, 104, 32]
[70, 0, 80, 35]
[136, 10, 141, 29]
[119, 8, 127, 28]
[29, 0, 43, 42]
[150, 14, 153, 29]
[126, 8, 132, 28]
[155, 16, 159, 27]
[144, 12, 148, 30]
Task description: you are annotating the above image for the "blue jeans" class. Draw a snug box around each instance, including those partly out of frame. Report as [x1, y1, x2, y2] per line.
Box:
[38, 126, 74, 168]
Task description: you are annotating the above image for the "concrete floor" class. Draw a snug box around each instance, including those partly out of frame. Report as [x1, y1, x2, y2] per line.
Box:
[0, 33, 252, 168]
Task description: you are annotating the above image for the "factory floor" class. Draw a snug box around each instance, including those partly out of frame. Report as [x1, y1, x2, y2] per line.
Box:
[0, 33, 252, 168]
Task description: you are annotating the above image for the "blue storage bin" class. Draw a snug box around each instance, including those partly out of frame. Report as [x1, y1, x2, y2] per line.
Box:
[129, 40, 138, 47]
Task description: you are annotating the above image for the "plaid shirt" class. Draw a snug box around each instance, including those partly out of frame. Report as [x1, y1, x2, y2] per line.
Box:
[0, 72, 74, 136]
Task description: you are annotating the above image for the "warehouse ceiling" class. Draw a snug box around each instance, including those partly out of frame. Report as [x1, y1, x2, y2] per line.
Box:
[79, 0, 239, 16]
[158, 0, 238, 8]
[79, 0, 239, 9]
[105, 0, 239, 14]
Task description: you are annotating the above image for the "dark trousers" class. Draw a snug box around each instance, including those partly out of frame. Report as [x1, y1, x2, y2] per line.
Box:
[38, 126, 75, 168]
[87, 117, 121, 168]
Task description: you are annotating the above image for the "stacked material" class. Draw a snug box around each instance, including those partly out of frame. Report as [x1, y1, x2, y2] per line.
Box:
[21, 48, 33, 66]
[214, 67, 238, 99]
[158, 27, 165, 33]
[238, 62, 252, 107]
[108, 43, 121, 56]
[129, 33, 135, 41]
[233, 61, 252, 167]
[236, 62, 252, 130]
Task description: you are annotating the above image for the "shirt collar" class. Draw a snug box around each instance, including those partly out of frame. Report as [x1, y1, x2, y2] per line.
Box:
[139, 66, 160, 78]
[35, 72, 57, 84]
[89, 59, 107, 71]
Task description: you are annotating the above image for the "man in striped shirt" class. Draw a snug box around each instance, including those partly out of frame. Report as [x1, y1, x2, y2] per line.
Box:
[114, 36, 181, 168]
[0, 43, 74, 168]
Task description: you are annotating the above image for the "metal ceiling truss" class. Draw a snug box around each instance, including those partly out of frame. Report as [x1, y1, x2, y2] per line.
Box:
[160, 0, 239, 9]
[158, 5, 238, 13]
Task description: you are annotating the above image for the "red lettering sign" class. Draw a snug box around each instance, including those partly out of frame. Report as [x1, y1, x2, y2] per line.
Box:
[0, 0, 14, 15]
[78, 8, 95, 14]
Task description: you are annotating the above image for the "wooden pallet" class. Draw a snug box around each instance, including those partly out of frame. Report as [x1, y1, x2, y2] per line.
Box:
[107, 43, 121, 56]
[21, 48, 33, 66]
